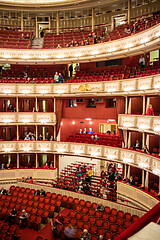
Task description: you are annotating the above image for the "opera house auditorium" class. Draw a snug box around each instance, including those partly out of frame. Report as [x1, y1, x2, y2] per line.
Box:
[0, 0, 160, 239]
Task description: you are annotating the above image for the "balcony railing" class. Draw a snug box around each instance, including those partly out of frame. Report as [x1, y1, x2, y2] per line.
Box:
[118, 114, 160, 135]
[0, 112, 56, 125]
[0, 74, 159, 97]
[0, 23, 159, 64]
[0, 141, 160, 177]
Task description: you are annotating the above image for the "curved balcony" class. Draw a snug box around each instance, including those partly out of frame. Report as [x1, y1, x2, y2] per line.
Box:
[118, 114, 160, 136]
[0, 74, 159, 97]
[0, 24, 159, 64]
[0, 141, 160, 177]
[0, 112, 56, 125]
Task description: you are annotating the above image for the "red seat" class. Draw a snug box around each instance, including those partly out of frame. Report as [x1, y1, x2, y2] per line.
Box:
[89, 225, 97, 234]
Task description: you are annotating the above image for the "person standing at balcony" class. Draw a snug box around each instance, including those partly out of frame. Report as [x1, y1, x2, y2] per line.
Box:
[59, 73, 63, 83]
[139, 55, 145, 69]
[38, 134, 43, 141]
[133, 139, 141, 150]
[32, 107, 36, 112]
[69, 64, 73, 77]
[54, 72, 59, 83]
[45, 132, 50, 141]
[146, 104, 154, 115]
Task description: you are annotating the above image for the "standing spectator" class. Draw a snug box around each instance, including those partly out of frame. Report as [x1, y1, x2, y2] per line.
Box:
[45, 132, 50, 140]
[139, 55, 145, 69]
[29, 177, 33, 184]
[69, 64, 73, 77]
[146, 104, 154, 115]
[133, 139, 141, 150]
[59, 73, 63, 83]
[142, 144, 150, 154]
[38, 133, 43, 140]
[54, 72, 59, 83]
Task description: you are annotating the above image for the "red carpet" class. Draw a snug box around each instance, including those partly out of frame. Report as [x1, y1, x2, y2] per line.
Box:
[20, 208, 70, 240]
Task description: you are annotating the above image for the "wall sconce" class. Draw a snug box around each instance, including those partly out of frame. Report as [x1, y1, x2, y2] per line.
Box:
[72, 121, 75, 125]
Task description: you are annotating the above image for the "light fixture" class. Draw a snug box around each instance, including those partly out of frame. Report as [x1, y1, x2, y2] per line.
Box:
[72, 121, 75, 125]
[89, 121, 92, 125]
[85, 118, 92, 121]
[60, 122, 63, 126]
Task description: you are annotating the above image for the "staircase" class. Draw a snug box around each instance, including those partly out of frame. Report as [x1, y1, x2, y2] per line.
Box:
[30, 37, 44, 49]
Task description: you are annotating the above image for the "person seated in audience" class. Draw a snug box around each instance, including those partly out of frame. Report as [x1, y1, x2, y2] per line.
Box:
[64, 224, 77, 240]
[55, 212, 64, 225]
[98, 235, 104, 240]
[139, 55, 145, 69]
[32, 107, 36, 112]
[95, 202, 104, 212]
[50, 163, 55, 169]
[133, 139, 141, 150]
[100, 186, 107, 199]
[54, 72, 59, 83]
[58, 72, 63, 83]
[142, 144, 150, 154]
[81, 40, 85, 46]
[0, 187, 7, 195]
[38, 133, 43, 141]
[45, 132, 50, 141]
[57, 44, 61, 49]
[128, 176, 135, 186]
[131, 23, 138, 33]
[146, 104, 154, 115]
[101, 170, 107, 179]
[24, 134, 30, 141]
[79, 129, 83, 134]
[34, 188, 40, 195]
[1, 163, 5, 170]
[80, 229, 91, 240]
[76, 167, 82, 180]
[101, 178, 106, 187]
[25, 34, 30, 39]
[8, 208, 17, 225]
[88, 128, 93, 134]
[20, 33, 25, 39]
[69, 40, 75, 47]
[90, 135, 94, 140]
[19, 210, 28, 228]
[106, 130, 111, 134]
[31, 135, 35, 141]
[29, 176, 33, 184]
[7, 104, 14, 112]
[43, 162, 49, 169]
[6, 189, 12, 195]
[6, 163, 10, 170]
[94, 135, 100, 140]
[50, 135, 54, 141]
[85, 40, 90, 45]
[114, 170, 122, 181]
[124, 27, 131, 34]
[83, 128, 87, 134]
[40, 189, 46, 196]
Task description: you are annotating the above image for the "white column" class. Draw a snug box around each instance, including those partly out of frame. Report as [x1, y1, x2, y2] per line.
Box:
[35, 97, 38, 111]
[128, 0, 131, 25]
[127, 132, 131, 149]
[17, 153, 19, 169]
[36, 125, 38, 140]
[145, 171, 149, 188]
[21, 11, 23, 31]
[123, 130, 128, 148]
[17, 125, 19, 140]
[57, 11, 60, 35]
[54, 154, 56, 168]
[142, 96, 145, 115]
[127, 165, 130, 179]
[124, 164, 127, 178]
[125, 96, 128, 114]
[92, 8, 95, 32]
[142, 169, 145, 187]
[128, 98, 131, 114]
[49, 16, 51, 30]
[36, 17, 38, 38]
[36, 153, 38, 168]
[146, 97, 150, 113]
[159, 177, 160, 195]
[16, 97, 19, 112]
[142, 132, 145, 149]
[146, 134, 149, 148]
